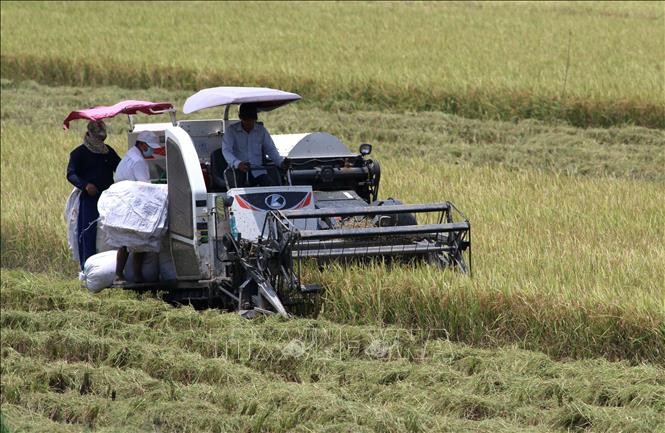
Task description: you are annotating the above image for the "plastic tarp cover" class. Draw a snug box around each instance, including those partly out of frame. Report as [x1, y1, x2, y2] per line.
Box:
[64, 188, 82, 262]
[98, 181, 168, 252]
[64, 187, 112, 262]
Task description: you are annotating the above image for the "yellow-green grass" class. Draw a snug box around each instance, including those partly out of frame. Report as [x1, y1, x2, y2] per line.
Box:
[2, 82, 663, 362]
[1, 1, 664, 127]
[1, 270, 664, 433]
[2, 80, 664, 183]
[314, 162, 665, 360]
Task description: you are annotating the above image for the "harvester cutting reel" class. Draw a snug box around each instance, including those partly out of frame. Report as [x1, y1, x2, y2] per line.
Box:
[272, 201, 467, 279]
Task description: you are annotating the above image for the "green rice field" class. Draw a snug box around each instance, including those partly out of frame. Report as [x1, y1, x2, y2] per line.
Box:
[1, 1, 664, 127]
[1, 2, 664, 432]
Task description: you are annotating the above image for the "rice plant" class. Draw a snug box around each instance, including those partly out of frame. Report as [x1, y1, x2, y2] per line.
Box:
[1, 1, 663, 127]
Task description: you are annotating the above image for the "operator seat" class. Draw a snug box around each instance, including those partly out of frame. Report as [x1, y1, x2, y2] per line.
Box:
[210, 148, 228, 191]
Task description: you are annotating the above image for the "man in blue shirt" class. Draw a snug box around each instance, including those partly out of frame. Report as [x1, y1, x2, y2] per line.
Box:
[221, 104, 288, 187]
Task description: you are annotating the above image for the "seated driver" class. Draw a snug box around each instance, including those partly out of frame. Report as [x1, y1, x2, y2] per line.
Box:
[221, 103, 288, 187]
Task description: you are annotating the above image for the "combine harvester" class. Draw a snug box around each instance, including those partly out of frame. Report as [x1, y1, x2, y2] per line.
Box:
[65, 87, 471, 317]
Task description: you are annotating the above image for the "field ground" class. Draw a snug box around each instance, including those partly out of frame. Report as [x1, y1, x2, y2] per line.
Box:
[1, 270, 664, 433]
[2, 81, 664, 364]
[1, 2, 664, 432]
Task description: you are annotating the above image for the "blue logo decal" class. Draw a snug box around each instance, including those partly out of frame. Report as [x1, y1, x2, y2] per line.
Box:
[265, 194, 286, 209]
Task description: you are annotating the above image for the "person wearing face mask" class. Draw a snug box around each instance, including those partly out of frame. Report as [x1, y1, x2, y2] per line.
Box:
[113, 130, 162, 283]
[67, 120, 122, 269]
[114, 131, 161, 183]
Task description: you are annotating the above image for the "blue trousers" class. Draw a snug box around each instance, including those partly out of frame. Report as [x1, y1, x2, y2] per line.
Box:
[77, 192, 100, 269]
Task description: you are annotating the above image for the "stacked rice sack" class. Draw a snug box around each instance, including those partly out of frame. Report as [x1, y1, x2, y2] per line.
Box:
[80, 181, 172, 292]
[97, 181, 168, 252]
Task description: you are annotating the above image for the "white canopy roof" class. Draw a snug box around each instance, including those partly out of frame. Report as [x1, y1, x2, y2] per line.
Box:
[183, 86, 301, 114]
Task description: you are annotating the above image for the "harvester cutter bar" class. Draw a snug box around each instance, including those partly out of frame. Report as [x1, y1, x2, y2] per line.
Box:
[293, 243, 458, 258]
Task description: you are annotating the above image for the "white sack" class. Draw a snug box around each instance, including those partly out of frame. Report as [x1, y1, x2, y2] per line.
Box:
[103, 230, 162, 253]
[96, 227, 113, 254]
[98, 181, 168, 252]
[125, 252, 160, 283]
[81, 250, 160, 293]
[80, 250, 117, 293]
